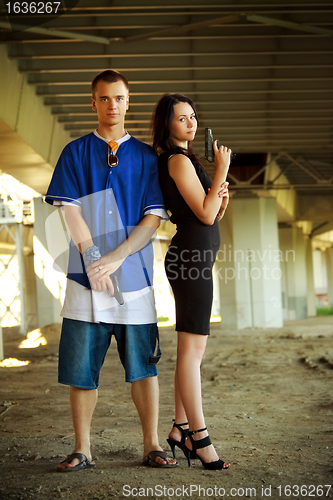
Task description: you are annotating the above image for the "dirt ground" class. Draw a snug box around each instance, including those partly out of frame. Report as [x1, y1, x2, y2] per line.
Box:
[0, 317, 332, 500]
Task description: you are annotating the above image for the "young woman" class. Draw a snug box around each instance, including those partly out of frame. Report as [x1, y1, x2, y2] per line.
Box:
[152, 94, 231, 470]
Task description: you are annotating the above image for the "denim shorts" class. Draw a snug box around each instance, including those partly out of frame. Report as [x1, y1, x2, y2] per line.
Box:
[58, 318, 161, 388]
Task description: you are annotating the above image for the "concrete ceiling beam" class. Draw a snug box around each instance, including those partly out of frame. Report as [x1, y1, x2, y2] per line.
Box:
[247, 14, 333, 37]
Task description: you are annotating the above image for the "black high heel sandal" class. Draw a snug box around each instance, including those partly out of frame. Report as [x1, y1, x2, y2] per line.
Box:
[185, 427, 230, 470]
[166, 421, 196, 459]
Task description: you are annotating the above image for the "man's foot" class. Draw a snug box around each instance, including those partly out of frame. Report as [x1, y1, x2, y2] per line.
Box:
[57, 451, 94, 471]
[143, 450, 178, 468]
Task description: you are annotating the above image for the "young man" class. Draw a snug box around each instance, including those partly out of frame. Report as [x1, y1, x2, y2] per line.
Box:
[45, 70, 177, 469]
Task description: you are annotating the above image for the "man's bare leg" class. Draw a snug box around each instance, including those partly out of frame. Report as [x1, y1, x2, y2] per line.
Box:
[131, 376, 176, 465]
[57, 387, 98, 470]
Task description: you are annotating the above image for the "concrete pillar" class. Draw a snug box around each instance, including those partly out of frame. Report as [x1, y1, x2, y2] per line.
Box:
[33, 198, 67, 328]
[305, 238, 316, 316]
[16, 223, 27, 334]
[217, 196, 283, 329]
[216, 204, 237, 328]
[0, 324, 3, 361]
[326, 247, 333, 308]
[279, 227, 308, 320]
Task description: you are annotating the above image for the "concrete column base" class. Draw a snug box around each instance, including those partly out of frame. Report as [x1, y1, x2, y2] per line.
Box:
[279, 227, 310, 320]
[217, 196, 283, 329]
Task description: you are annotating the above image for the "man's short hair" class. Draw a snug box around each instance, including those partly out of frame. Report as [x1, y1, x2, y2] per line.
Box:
[91, 70, 129, 97]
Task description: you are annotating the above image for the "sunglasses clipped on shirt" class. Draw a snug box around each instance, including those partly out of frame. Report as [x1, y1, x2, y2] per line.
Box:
[108, 141, 119, 167]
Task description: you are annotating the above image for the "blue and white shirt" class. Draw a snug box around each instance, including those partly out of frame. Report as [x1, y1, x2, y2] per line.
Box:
[45, 131, 168, 324]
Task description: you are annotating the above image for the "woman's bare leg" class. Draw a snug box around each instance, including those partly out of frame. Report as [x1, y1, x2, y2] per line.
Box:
[171, 331, 220, 463]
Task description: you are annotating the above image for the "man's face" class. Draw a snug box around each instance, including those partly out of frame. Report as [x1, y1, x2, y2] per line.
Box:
[91, 80, 129, 128]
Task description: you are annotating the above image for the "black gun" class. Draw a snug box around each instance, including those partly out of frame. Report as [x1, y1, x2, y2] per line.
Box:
[110, 274, 124, 305]
[205, 128, 236, 163]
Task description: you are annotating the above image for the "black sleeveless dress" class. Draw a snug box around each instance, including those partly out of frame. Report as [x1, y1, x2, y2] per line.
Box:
[158, 152, 220, 335]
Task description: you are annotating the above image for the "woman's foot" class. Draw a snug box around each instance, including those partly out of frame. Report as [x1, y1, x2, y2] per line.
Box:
[168, 422, 189, 443]
[167, 421, 197, 459]
[186, 429, 230, 468]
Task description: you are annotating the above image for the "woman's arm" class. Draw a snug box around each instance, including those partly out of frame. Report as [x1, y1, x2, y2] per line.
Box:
[217, 182, 230, 221]
[168, 142, 230, 225]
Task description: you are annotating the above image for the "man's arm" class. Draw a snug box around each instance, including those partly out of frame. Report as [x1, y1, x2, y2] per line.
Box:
[64, 205, 160, 290]
[63, 205, 94, 254]
[63, 205, 113, 293]
[86, 214, 160, 281]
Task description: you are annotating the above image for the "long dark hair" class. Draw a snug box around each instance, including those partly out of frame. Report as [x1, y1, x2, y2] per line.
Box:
[152, 93, 199, 160]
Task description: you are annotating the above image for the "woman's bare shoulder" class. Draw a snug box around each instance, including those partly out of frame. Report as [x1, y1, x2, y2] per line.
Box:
[168, 154, 194, 175]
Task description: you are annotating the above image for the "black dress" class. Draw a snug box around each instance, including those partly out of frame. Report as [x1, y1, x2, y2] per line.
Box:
[158, 152, 220, 335]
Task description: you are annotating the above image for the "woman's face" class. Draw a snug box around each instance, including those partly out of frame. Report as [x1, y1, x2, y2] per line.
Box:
[169, 101, 197, 148]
